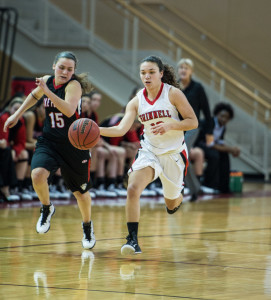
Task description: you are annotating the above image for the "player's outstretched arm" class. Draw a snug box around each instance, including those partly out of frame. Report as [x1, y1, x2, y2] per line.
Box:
[100, 97, 138, 137]
[3, 76, 49, 132]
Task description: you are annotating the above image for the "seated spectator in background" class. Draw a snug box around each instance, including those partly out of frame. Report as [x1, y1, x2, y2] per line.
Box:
[0, 97, 31, 200]
[195, 102, 240, 193]
[24, 99, 45, 192]
[0, 136, 19, 201]
[177, 58, 214, 200]
[100, 114, 141, 172]
[189, 147, 204, 182]
[82, 91, 127, 197]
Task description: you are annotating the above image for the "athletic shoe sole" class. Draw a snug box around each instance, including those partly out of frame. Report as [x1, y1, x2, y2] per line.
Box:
[82, 240, 96, 250]
[121, 244, 142, 255]
[121, 244, 136, 255]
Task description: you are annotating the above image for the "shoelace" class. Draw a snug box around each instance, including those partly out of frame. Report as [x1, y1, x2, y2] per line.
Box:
[40, 206, 50, 225]
[126, 234, 137, 246]
[83, 225, 91, 241]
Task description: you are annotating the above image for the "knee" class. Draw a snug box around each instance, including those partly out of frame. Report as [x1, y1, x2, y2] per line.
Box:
[193, 148, 204, 162]
[127, 183, 141, 200]
[18, 150, 29, 160]
[31, 168, 49, 186]
[97, 147, 108, 159]
[118, 147, 126, 158]
[74, 191, 90, 202]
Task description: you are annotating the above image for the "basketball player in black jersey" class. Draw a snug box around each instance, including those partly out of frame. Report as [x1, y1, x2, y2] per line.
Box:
[4, 51, 96, 249]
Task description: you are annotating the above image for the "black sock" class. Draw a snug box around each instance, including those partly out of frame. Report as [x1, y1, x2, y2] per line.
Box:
[18, 180, 24, 191]
[117, 175, 123, 185]
[107, 177, 116, 187]
[90, 171, 96, 185]
[52, 175, 61, 186]
[23, 177, 32, 189]
[127, 222, 139, 236]
[96, 177, 105, 188]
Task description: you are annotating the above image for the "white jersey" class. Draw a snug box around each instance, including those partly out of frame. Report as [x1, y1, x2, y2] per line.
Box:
[137, 83, 185, 155]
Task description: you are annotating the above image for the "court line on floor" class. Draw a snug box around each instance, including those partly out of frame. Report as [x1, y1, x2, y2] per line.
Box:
[0, 283, 212, 299]
[1, 227, 270, 250]
[1, 248, 270, 273]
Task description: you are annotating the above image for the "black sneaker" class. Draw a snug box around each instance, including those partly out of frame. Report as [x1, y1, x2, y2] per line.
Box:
[36, 204, 55, 234]
[121, 232, 142, 255]
[166, 202, 182, 214]
[82, 222, 96, 249]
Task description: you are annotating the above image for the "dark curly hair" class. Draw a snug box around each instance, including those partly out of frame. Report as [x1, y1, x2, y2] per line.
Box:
[213, 102, 234, 119]
[140, 56, 179, 88]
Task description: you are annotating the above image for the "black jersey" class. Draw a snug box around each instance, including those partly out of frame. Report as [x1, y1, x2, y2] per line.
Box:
[42, 76, 81, 142]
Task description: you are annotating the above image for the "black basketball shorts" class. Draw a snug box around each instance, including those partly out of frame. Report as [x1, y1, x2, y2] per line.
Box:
[31, 136, 92, 194]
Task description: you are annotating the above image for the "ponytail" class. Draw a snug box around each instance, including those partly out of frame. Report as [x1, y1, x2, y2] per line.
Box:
[73, 73, 92, 95]
[162, 65, 179, 88]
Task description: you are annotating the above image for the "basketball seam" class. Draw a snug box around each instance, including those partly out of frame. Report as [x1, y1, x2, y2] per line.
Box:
[68, 125, 79, 150]
[76, 119, 82, 150]
[83, 120, 93, 147]
[83, 131, 100, 146]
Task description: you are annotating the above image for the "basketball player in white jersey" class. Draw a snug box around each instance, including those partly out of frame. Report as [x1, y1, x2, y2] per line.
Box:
[99, 56, 198, 255]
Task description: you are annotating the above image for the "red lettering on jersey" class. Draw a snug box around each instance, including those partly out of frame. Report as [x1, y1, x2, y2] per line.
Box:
[166, 110, 171, 117]
[139, 110, 172, 123]
[148, 112, 154, 120]
[141, 114, 146, 122]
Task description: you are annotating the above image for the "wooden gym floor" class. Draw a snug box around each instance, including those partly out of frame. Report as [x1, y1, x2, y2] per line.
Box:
[1, 182, 271, 300]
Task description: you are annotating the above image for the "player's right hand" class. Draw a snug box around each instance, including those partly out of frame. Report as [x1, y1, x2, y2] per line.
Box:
[3, 114, 19, 132]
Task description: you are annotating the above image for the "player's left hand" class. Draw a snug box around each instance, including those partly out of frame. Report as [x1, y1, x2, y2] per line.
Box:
[35, 77, 50, 95]
[151, 121, 169, 135]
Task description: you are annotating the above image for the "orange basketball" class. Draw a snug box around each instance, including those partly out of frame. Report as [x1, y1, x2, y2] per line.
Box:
[68, 118, 100, 150]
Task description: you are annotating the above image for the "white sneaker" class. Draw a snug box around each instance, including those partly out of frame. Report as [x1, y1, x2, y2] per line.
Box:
[57, 185, 72, 199]
[89, 190, 96, 198]
[36, 204, 55, 234]
[7, 194, 20, 201]
[149, 183, 163, 196]
[201, 186, 220, 194]
[82, 221, 96, 249]
[141, 189, 157, 197]
[20, 191, 33, 201]
[108, 183, 127, 197]
[49, 186, 60, 199]
[95, 184, 117, 198]
[184, 187, 190, 195]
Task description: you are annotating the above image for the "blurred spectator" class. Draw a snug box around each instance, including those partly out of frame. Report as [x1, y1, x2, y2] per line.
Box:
[177, 58, 213, 200]
[0, 130, 19, 201]
[24, 99, 45, 193]
[100, 114, 141, 171]
[195, 102, 240, 193]
[0, 97, 31, 200]
[82, 92, 127, 197]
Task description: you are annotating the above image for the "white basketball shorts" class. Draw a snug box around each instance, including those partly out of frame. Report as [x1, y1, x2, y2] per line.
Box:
[128, 145, 189, 200]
